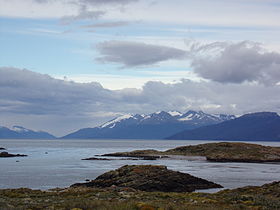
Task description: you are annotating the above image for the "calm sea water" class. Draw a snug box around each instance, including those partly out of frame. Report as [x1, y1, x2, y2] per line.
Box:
[0, 139, 279, 191]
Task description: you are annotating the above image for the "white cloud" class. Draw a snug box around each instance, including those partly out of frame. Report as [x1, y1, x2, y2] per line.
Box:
[0, 0, 139, 19]
[190, 41, 280, 85]
[104, 0, 280, 27]
[1, 0, 280, 28]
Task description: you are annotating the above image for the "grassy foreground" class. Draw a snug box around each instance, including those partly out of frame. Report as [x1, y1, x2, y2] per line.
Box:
[0, 181, 279, 210]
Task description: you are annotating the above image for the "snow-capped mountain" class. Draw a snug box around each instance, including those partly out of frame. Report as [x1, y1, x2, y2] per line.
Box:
[99, 110, 235, 129]
[168, 112, 280, 141]
[62, 110, 235, 139]
[0, 125, 56, 139]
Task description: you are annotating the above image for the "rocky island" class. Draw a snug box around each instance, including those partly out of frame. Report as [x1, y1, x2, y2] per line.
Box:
[101, 142, 280, 163]
[0, 151, 27, 158]
[72, 165, 222, 192]
[0, 147, 5, 150]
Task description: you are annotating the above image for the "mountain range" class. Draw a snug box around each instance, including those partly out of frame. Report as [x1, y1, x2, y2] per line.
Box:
[0, 125, 56, 139]
[61, 110, 235, 139]
[168, 112, 280, 141]
[1, 111, 279, 141]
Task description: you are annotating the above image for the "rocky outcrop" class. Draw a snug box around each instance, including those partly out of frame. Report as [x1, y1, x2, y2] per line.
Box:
[0, 152, 27, 158]
[101, 149, 168, 160]
[102, 142, 280, 163]
[0, 147, 5, 150]
[82, 157, 154, 160]
[167, 142, 280, 163]
[82, 157, 114, 160]
[72, 165, 222, 192]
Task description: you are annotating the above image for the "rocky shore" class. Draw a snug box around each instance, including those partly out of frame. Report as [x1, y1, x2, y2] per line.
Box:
[72, 165, 222, 192]
[101, 142, 280, 163]
[0, 151, 27, 158]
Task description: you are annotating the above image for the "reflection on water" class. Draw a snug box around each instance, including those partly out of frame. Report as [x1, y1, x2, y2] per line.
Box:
[0, 139, 279, 190]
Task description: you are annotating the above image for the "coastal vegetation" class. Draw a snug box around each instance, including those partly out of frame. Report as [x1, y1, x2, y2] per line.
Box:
[0, 180, 279, 209]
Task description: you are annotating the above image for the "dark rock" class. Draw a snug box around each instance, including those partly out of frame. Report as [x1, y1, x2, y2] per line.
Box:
[0, 152, 27, 158]
[142, 156, 157, 160]
[71, 165, 223, 192]
[102, 149, 169, 160]
[82, 156, 156, 161]
[82, 157, 114, 160]
[0, 147, 6, 150]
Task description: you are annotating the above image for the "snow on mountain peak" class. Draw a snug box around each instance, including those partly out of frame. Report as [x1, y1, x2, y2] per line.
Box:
[97, 110, 235, 129]
[100, 114, 133, 128]
[10, 126, 31, 133]
[167, 111, 182, 117]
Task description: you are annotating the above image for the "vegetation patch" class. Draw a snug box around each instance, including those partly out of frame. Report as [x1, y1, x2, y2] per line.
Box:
[0, 181, 279, 209]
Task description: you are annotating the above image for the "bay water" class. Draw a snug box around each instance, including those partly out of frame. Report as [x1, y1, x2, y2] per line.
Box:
[0, 139, 279, 191]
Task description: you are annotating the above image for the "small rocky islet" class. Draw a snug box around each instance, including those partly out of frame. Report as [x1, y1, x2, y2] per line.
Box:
[0, 151, 27, 158]
[0, 147, 27, 158]
[101, 142, 280, 163]
[72, 165, 222, 192]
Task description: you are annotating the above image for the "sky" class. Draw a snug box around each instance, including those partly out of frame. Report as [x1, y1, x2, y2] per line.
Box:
[0, 0, 280, 136]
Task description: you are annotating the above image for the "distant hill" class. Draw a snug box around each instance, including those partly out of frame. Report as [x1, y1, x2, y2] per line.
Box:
[0, 125, 56, 139]
[61, 110, 235, 139]
[167, 112, 280, 141]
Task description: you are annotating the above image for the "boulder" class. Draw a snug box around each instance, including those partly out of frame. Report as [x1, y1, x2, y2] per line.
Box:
[72, 165, 222, 192]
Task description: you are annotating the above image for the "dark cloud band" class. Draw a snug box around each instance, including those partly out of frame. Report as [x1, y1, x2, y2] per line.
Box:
[0, 67, 279, 135]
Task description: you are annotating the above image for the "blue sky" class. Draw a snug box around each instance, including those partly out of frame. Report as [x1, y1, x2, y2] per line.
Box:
[1, 0, 280, 89]
[0, 0, 280, 135]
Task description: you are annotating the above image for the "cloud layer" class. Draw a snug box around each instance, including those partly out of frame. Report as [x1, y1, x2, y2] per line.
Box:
[51, 0, 139, 23]
[96, 41, 187, 67]
[94, 40, 280, 86]
[0, 67, 279, 135]
[34, 0, 139, 5]
[2, 0, 280, 28]
[191, 41, 280, 85]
